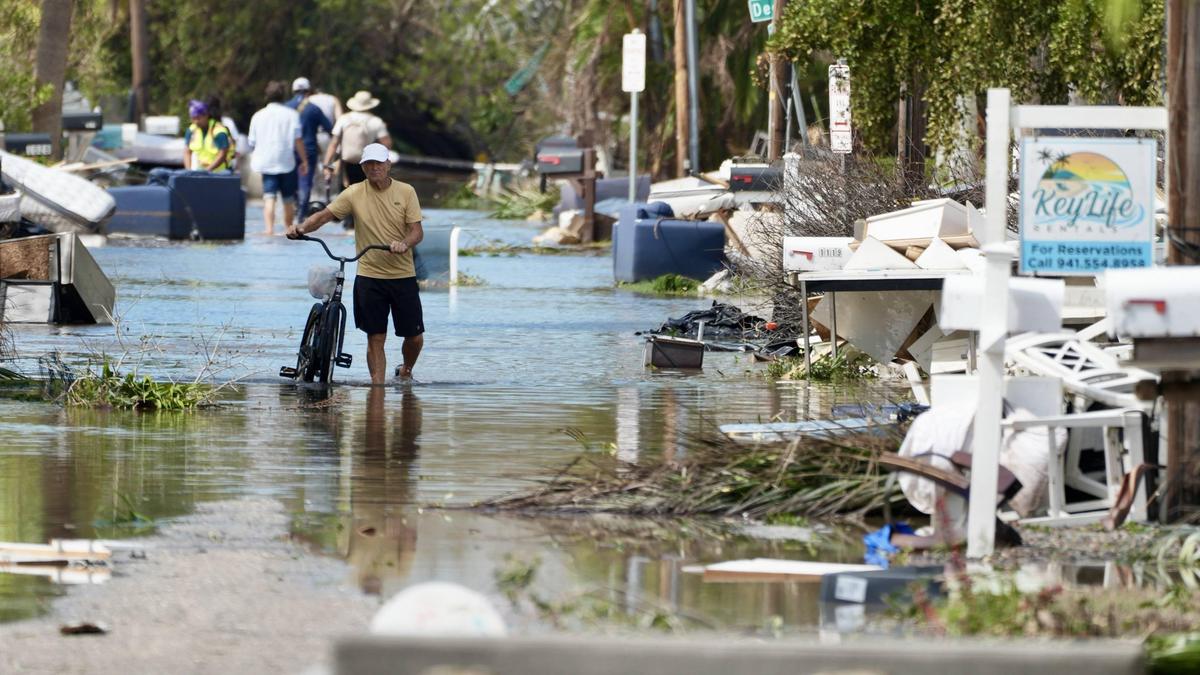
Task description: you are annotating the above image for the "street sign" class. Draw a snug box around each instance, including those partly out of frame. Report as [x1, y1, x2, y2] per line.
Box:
[828, 63, 851, 154]
[622, 31, 646, 93]
[1018, 136, 1156, 276]
[748, 0, 774, 23]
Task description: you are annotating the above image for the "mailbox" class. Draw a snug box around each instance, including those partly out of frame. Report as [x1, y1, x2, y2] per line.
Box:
[1106, 267, 1200, 369]
[782, 236, 855, 272]
[535, 136, 584, 176]
[1106, 268, 1200, 339]
[3, 133, 53, 157]
[729, 163, 782, 192]
[62, 111, 103, 131]
[939, 276, 1065, 334]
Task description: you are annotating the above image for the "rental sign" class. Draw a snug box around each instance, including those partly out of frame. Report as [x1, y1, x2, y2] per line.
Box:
[1019, 137, 1156, 276]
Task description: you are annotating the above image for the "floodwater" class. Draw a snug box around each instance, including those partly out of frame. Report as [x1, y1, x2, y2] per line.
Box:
[0, 207, 903, 630]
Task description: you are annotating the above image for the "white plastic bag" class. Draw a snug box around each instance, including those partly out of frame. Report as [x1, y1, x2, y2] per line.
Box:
[307, 265, 337, 300]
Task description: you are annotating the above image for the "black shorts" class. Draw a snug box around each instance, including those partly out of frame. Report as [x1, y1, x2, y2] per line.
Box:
[353, 275, 424, 337]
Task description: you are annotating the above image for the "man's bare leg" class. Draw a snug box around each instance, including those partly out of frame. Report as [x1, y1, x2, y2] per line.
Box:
[367, 333, 387, 386]
[397, 334, 424, 378]
[263, 195, 277, 235]
[283, 200, 296, 232]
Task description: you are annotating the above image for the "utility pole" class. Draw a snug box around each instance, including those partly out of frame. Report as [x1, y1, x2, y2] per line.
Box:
[767, 0, 788, 160]
[685, 0, 701, 174]
[130, 0, 150, 124]
[673, 0, 689, 177]
[1164, 0, 1200, 522]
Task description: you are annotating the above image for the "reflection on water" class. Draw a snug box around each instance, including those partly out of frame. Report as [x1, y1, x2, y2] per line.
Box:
[0, 208, 922, 628]
[344, 386, 421, 595]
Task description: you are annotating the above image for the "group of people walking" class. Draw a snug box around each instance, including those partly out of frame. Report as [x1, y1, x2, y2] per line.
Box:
[183, 78, 393, 235]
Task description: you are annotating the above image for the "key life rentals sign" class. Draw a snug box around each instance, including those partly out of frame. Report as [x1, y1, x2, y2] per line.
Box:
[747, 0, 774, 23]
[1018, 137, 1155, 276]
[828, 63, 852, 154]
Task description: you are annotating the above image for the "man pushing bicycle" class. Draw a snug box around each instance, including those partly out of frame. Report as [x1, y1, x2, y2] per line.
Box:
[287, 143, 424, 385]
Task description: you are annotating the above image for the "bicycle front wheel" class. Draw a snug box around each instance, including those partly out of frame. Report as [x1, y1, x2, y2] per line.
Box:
[297, 303, 329, 383]
[313, 303, 341, 383]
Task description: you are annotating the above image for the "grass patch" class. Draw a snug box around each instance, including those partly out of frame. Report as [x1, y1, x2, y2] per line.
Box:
[490, 185, 560, 220]
[766, 350, 878, 382]
[618, 273, 701, 297]
[478, 431, 907, 520]
[65, 362, 212, 410]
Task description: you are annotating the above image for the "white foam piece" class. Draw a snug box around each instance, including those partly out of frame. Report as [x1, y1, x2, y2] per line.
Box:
[843, 236, 920, 271]
[915, 237, 967, 270]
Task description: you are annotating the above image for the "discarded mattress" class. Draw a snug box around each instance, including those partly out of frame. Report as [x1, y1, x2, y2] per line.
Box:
[613, 203, 726, 283]
[0, 150, 116, 234]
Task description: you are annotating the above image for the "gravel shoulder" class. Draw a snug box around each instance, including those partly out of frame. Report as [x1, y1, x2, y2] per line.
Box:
[0, 498, 377, 675]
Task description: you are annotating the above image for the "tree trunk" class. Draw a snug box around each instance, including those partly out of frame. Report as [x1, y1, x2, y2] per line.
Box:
[1164, 0, 1200, 523]
[130, 0, 150, 123]
[767, 0, 788, 160]
[897, 78, 928, 187]
[31, 0, 74, 160]
[672, 0, 689, 177]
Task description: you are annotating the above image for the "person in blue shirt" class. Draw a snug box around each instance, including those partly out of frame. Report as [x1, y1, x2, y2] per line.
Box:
[287, 77, 333, 222]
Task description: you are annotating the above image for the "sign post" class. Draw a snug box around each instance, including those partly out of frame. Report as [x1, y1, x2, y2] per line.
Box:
[747, 0, 774, 23]
[828, 62, 852, 156]
[623, 30, 646, 202]
[968, 88, 1167, 558]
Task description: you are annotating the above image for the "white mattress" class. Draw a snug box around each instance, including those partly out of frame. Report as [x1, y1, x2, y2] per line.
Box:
[0, 150, 115, 233]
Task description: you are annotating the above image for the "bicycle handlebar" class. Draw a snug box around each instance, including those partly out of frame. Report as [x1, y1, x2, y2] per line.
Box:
[297, 234, 392, 263]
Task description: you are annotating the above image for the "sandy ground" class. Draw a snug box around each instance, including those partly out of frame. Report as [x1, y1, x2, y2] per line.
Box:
[0, 499, 377, 675]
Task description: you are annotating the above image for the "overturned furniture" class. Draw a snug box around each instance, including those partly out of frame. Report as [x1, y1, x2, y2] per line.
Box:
[613, 203, 726, 283]
[107, 171, 245, 240]
[0, 233, 115, 324]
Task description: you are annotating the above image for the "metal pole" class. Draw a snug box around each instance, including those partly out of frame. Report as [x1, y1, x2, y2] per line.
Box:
[830, 292, 838, 359]
[801, 279, 811, 376]
[791, 65, 810, 152]
[684, 0, 700, 173]
[629, 91, 639, 202]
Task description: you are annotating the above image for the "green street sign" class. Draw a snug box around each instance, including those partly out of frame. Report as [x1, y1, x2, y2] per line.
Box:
[748, 0, 774, 23]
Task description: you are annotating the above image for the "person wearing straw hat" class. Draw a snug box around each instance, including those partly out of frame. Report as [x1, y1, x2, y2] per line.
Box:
[288, 143, 424, 384]
[325, 90, 392, 188]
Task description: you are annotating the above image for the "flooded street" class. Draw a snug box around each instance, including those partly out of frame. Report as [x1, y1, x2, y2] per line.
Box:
[0, 207, 902, 632]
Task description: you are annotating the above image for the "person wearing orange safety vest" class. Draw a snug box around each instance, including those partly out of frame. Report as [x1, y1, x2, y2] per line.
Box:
[183, 99, 235, 172]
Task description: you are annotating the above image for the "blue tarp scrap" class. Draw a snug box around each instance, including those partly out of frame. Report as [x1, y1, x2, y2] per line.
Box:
[863, 523, 915, 568]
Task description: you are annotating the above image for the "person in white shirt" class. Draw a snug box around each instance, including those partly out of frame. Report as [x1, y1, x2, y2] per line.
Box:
[248, 80, 307, 235]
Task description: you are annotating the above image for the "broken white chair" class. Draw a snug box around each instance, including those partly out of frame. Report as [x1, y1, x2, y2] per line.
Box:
[1005, 329, 1157, 520]
[931, 374, 1148, 528]
[1004, 408, 1148, 526]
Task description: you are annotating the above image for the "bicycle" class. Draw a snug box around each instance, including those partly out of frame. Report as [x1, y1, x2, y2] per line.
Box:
[279, 235, 390, 383]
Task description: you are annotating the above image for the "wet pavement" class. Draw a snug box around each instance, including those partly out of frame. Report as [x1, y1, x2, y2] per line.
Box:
[0, 206, 903, 630]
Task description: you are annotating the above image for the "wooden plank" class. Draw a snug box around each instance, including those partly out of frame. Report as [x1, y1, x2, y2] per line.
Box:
[0, 235, 53, 280]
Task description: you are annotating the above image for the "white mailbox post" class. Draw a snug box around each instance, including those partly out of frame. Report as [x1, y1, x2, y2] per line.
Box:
[969, 89, 1167, 558]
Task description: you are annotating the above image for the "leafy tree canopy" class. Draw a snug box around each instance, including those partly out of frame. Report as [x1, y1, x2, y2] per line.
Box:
[771, 0, 1164, 155]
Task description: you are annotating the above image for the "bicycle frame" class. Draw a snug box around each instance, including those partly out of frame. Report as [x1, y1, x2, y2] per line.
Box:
[279, 235, 391, 382]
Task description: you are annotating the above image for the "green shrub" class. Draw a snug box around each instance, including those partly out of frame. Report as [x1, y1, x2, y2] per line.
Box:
[66, 362, 211, 411]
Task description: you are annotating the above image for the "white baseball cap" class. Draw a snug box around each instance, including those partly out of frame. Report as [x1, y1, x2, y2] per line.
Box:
[292, 77, 311, 92]
[359, 143, 390, 164]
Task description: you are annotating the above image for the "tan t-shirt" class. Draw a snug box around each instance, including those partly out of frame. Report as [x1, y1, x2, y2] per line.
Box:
[328, 179, 423, 279]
